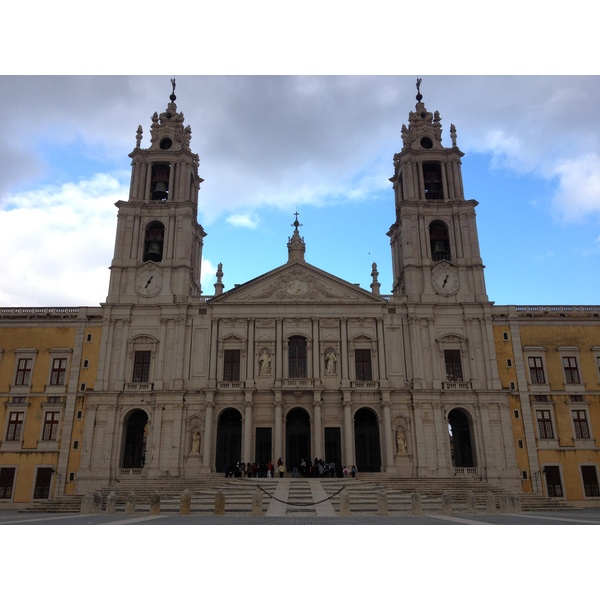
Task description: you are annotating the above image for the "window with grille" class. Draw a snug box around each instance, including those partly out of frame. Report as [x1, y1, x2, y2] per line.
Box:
[42, 411, 60, 441]
[444, 350, 463, 382]
[50, 358, 67, 385]
[223, 350, 241, 382]
[581, 466, 600, 497]
[536, 410, 554, 439]
[132, 351, 151, 382]
[6, 412, 24, 441]
[355, 349, 373, 381]
[563, 356, 580, 384]
[528, 356, 545, 384]
[572, 410, 590, 439]
[288, 337, 307, 378]
[15, 358, 32, 385]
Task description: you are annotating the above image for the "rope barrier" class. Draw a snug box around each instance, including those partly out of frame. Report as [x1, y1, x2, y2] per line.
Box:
[257, 484, 346, 507]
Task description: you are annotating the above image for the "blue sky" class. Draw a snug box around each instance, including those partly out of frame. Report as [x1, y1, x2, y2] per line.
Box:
[1, 75, 599, 307]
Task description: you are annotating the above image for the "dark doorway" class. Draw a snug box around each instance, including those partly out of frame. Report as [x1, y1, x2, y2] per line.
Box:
[581, 466, 599, 497]
[544, 466, 563, 497]
[286, 408, 311, 471]
[122, 410, 148, 468]
[448, 408, 476, 468]
[354, 408, 381, 472]
[33, 467, 53, 499]
[325, 427, 342, 464]
[255, 427, 272, 464]
[216, 408, 242, 472]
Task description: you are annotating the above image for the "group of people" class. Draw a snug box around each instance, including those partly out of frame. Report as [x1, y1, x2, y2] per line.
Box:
[223, 457, 358, 478]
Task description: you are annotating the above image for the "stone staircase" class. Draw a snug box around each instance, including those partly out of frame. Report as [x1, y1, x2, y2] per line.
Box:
[24, 473, 572, 515]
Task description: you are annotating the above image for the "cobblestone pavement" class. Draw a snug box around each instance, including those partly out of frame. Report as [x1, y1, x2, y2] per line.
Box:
[1, 509, 600, 525]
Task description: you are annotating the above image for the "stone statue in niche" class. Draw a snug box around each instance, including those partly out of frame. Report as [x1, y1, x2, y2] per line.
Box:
[396, 430, 408, 455]
[325, 349, 337, 375]
[259, 349, 271, 376]
[191, 430, 201, 454]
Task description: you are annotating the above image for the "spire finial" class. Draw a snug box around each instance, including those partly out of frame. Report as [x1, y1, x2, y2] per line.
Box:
[170, 77, 177, 103]
[292, 211, 302, 231]
[416, 77, 423, 102]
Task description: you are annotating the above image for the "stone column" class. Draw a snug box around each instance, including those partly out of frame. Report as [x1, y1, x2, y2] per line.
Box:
[274, 391, 283, 463]
[380, 391, 395, 472]
[275, 318, 283, 380]
[203, 394, 215, 470]
[117, 318, 131, 386]
[243, 392, 254, 465]
[342, 391, 353, 468]
[313, 392, 323, 459]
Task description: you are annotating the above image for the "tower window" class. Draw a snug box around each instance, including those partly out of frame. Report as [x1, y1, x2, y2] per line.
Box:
[288, 336, 307, 379]
[444, 350, 463, 382]
[143, 221, 165, 263]
[423, 162, 443, 199]
[150, 163, 170, 201]
[223, 350, 241, 382]
[133, 351, 151, 383]
[429, 220, 451, 261]
[355, 349, 373, 381]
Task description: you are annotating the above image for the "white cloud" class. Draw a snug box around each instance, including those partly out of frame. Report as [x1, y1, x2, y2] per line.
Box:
[225, 214, 259, 229]
[551, 154, 600, 222]
[1, 174, 124, 306]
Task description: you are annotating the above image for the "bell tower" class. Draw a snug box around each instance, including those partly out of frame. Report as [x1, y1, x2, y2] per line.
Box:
[106, 80, 206, 304]
[387, 80, 487, 304]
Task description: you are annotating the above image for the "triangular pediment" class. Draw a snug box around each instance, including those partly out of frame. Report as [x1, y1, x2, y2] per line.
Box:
[208, 261, 385, 305]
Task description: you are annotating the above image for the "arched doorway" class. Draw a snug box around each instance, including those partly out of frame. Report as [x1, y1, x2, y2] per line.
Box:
[354, 408, 381, 472]
[215, 408, 242, 472]
[448, 408, 476, 468]
[286, 407, 311, 472]
[122, 410, 148, 468]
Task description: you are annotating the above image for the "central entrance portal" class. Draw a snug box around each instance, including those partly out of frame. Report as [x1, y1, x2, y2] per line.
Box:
[354, 408, 381, 472]
[286, 407, 310, 472]
[216, 408, 242, 472]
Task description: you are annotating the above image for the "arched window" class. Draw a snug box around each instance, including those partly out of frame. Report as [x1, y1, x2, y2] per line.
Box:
[288, 336, 307, 379]
[143, 221, 165, 263]
[150, 162, 170, 201]
[423, 161, 443, 199]
[429, 220, 451, 261]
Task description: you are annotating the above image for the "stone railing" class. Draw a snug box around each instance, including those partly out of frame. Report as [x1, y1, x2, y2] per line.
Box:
[454, 467, 478, 476]
[217, 381, 244, 390]
[443, 381, 472, 391]
[124, 383, 154, 392]
[0, 307, 81, 317]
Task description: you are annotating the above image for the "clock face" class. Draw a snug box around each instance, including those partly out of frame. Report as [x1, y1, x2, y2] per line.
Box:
[135, 267, 163, 297]
[431, 268, 459, 296]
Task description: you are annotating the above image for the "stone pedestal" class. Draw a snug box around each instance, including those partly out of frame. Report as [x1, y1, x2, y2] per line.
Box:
[377, 490, 389, 516]
[411, 491, 422, 515]
[251, 487, 263, 516]
[339, 489, 351, 516]
[180, 489, 191, 515]
[214, 490, 225, 515]
[149, 491, 160, 515]
[465, 491, 477, 514]
[125, 492, 136, 515]
[106, 491, 117, 514]
[441, 491, 452, 515]
[486, 491, 497, 514]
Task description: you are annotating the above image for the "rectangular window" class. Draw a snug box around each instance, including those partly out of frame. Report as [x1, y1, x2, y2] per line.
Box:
[581, 466, 600, 497]
[544, 466, 563, 497]
[528, 357, 546, 384]
[33, 467, 53, 500]
[536, 410, 554, 439]
[132, 350, 151, 382]
[223, 350, 241, 382]
[444, 350, 463, 382]
[572, 410, 590, 439]
[15, 358, 32, 385]
[288, 337, 307, 379]
[0, 468, 16, 499]
[50, 358, 67, 385]
[570, 395, 583, 402]
[6, 412, 24, 441]
[355, 349, 373, 381]
[42, 411, 60, 441]
[563, 356, 580, 384]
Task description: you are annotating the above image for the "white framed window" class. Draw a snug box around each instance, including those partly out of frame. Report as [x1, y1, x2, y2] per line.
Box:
[536, 409, 554, 439]
[572, 409, 590, 439]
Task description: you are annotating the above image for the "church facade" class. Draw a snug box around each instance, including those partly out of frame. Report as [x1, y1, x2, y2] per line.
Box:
[2, 83, 599, 507]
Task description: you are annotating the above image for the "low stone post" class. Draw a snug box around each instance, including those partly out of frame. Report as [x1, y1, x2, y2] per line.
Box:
[149, 491, 160, 515]
[486, 491, 497, 514]
[125, 491, 136, 515]
[377, 490, 389, 516]
[251, 487, 264, 516]
[411, 491, 422, 516]
[106, 491, 117, 514]
[499, 495, 511, 513]
[441, 491, 452, 515]
[92, 492, 103, 514]
[180, 489, 191, 515]
[339, 489, 351, 516]
[511, 493, 522, 513]
[214, 490, 225, 515]
[465, 491, 477, 514]
[80, 492, 94, 514]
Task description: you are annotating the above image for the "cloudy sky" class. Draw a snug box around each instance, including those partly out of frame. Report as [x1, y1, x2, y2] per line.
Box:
[1, 75, 599, 308]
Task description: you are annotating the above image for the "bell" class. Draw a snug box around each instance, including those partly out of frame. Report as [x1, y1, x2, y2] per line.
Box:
[145, 241, 162, 261]
[432, 240, 446, 254]
[151, 182, 168, 200]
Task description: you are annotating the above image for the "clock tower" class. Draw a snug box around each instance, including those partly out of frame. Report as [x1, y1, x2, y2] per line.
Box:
[387, 80, 487, 304]
[106, 80, 205, 304]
